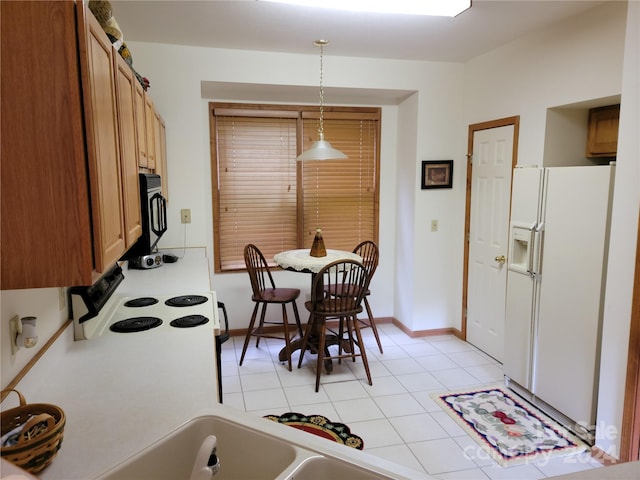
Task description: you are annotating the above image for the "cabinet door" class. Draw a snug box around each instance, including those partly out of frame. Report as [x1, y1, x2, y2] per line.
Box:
[114, 53, 143, 247]
[154, 112, 169, 200]
[78, 5, 126, 272]
[586, 104, 620, 157]
[145, 94, 156, 170]
[134, 80, 148, 168]
[159, 116, 169, 201]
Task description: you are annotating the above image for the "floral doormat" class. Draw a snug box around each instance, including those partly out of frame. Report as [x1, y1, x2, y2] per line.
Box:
[432, 387, 588, 467]
[264, 412, 364, 450]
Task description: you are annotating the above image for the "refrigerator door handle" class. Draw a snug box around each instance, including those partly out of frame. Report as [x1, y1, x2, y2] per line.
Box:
[525, 227, 535, 274]
[530, 222, 544, 275]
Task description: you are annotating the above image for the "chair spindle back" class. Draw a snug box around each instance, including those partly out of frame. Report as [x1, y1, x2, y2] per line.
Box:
[244, 244, 276, 298]
[311, 259, 369, 316]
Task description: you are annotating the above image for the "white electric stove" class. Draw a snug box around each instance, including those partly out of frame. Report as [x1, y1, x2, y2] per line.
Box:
[70, 265, 218, 341]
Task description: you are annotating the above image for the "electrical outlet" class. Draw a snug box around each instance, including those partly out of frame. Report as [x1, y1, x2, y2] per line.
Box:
[181, 209, 191, 224]
[431, 219, 439, 232]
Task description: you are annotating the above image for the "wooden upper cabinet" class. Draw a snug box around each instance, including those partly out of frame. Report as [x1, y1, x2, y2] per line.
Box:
[134, 80, 149, 168]
[154, 112, 169, 200]
[78, 4, 127, 272]
[586, 104, 620, 158]
[114, 53, 143, 247]
[1, 1, 94, 289]
[1, 1, 166, 289]
[1, 1, 153, 289]
[145, 94, 157, 170]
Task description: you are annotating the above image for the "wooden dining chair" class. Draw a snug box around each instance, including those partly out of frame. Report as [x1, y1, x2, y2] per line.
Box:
[298, 259, 373, 392]
[325, 240, 383, 353]
[240, 244, 303, 371]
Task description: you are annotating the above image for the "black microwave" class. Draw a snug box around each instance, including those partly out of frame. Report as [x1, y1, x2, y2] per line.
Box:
[120, 174, 167, 261]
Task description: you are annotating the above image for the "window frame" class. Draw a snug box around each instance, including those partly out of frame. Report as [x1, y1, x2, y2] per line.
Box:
[209, 102, 381, 273]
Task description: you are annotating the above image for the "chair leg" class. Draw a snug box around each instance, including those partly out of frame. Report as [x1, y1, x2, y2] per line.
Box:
[297, 313, 314, 369]
[281, 303, 292, 371]
[337, 316, 345, 363]
[291, 300, 303, 338]
[363, 296, 383, 354]
[352, 315, 372, 386]
[239, 303, 260, 366]
[315, 317, 327, 392]
[255, 303, 268, 348]
[346, 316, 357, 362]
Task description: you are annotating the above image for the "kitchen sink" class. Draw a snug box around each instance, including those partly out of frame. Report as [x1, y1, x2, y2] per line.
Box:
[95, 415, 297, 480]
[284, 455, 397, 480]
[95, 410, 433, 480]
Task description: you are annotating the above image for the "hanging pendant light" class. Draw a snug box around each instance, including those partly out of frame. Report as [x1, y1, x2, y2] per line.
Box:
[297, 40, 348, 161]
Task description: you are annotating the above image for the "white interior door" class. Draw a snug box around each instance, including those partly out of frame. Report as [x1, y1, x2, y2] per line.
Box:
[466, 125, 514, 362]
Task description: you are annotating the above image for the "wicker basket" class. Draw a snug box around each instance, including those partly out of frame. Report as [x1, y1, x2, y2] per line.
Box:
[1, 389, 65, 474]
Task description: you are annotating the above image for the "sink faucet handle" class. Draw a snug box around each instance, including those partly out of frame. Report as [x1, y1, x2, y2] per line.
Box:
[190, 435, 220, 479]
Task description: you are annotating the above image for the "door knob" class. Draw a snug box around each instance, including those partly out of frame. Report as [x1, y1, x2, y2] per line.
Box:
[495, 255, 506, 264]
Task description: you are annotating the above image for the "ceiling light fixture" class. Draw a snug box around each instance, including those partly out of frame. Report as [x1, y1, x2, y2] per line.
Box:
[296, 40, 348, 162]
[262, 0, 471, 17]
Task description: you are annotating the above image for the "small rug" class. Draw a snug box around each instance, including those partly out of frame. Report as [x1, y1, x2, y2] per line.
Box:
[432, 387, 588, 467]
[263, 412, 364, 450]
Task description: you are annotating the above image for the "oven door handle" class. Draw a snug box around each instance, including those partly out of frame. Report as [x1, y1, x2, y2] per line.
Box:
[150, 193, 168, 237]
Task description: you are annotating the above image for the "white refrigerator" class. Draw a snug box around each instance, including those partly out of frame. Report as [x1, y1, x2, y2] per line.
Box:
[503, 164, 615, 444]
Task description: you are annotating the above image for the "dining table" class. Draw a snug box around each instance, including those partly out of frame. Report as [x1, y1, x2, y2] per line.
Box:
[273, 248, 363, 371]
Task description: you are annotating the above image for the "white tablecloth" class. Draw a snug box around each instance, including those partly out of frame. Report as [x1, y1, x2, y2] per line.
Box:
[273, 249, 362, 273]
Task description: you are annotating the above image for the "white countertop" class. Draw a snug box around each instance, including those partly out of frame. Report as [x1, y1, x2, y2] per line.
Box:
[17, 328, 218, 479]
[547, 461, 640, 479]
[2, 248, 434, 480]
[117, 247, 212, 295]
[2, 248, 219, 480]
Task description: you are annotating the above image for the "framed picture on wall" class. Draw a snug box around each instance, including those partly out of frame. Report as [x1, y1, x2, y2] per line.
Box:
[421, 160, 453, 189]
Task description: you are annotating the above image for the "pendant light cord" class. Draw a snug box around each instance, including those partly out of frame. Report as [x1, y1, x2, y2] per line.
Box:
[314, 40, 328, 227]
[315, 39, 328, 138]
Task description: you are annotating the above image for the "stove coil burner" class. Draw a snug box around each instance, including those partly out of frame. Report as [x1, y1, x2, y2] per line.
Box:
[170, 315, 210, 328]
[165, 295, 209, 307]
[124, 297, 159, 308]
[110, 317, 163, 333]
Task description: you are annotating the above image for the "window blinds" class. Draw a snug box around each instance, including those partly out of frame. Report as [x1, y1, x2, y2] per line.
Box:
[212, 104, 379, 272]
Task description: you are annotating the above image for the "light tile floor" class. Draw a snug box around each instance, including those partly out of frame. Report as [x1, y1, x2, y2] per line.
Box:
[220, 323, 602, 479]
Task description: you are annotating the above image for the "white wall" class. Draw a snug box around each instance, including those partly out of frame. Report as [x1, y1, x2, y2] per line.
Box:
[1, 288, 70, 385]
[464, 0, 637, 459]
[464, 2, 626, 166]
[394, 94, 419, 331]
[124, 43, 466, 334]
[597, 0, 640, 459]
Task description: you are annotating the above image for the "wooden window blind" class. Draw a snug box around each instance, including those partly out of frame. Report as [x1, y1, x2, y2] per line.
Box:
[301, 116, 378, 251]
[210, 103, 380, 272]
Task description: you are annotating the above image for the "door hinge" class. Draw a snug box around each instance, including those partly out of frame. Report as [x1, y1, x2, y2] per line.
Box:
[466, 153, 473, 164]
